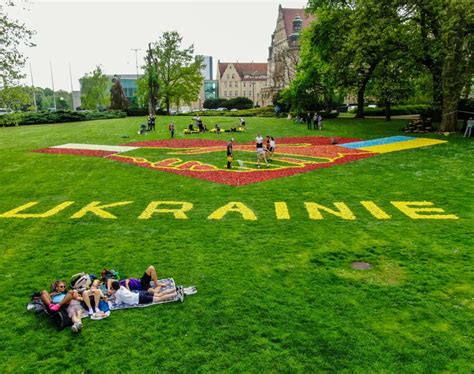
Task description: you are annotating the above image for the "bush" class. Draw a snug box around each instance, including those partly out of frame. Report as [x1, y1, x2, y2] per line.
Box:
[125, 108, 149, 117]
[184, 107, 276, 117]
[0, 110, 127, 127]
[349, 104, 432, 117]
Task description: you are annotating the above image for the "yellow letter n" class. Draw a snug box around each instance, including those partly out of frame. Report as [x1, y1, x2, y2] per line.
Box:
[304, 202, 356, 220]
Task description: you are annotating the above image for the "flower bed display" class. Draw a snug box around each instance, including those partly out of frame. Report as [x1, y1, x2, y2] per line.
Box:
[35, 137, 376, 186]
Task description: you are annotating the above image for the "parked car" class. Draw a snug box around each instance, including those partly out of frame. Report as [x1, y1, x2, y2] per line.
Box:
[230, 108, 238, 112]
[216, 107, 228, 111]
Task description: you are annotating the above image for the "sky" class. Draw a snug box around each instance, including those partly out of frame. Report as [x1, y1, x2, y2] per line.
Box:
[8, 0, 309, 91]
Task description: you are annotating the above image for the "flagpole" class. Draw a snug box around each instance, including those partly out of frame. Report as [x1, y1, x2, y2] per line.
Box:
[50, 61, 57, 110]
[69, 62, 74, 110]
[29, 62, 37, 111]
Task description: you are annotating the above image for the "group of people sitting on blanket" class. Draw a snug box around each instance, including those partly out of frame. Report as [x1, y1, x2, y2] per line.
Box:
[40, 265, 183, 333]
[212, 118, 246, 134]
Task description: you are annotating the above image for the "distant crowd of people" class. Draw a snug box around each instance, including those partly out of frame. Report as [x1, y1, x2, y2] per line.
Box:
[290, 112, 323, 130]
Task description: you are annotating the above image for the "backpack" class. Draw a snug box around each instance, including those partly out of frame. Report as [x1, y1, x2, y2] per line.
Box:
[101, 269, 119, 281]
[70, 272, 92, 292]
[27, 293, 73, 330]
[50, 309, 73, 330]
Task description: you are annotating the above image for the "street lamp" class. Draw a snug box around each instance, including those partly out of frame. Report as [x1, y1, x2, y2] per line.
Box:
[252, 71, 259, 107]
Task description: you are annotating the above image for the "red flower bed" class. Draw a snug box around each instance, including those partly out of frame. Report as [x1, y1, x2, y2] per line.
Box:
[34, 136, 376, 186]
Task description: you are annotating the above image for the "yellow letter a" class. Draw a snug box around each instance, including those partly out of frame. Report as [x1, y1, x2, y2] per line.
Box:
[208, 202, 257, 220]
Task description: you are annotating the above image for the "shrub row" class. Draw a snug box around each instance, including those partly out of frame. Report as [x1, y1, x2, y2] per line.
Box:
[349, 104, 432, 116]
[0, 110, 127, 127]
[181, 107, 277, 117]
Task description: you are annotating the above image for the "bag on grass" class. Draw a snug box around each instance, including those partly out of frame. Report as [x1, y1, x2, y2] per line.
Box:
[101, 269, 119, 281]
[50, 309, 73, 330]
[70, 272, 92, 292]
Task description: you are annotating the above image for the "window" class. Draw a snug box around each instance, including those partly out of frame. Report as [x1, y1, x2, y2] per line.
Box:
[235, 91, 238, 96]
[235, 82, 238, 87]
[226, 74, 229, 79]
[224, 82, 227, 88]
[243, 83, 246, 87]
[224, 91, 227, 96]
[231, 75, 235, 79]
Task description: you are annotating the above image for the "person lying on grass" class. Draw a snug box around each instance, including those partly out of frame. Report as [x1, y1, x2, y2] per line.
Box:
[106, 265, 169, 295]
[67, 290, 84, 333]
[110, 281, 183, 305]
[40, 280, 76, 312]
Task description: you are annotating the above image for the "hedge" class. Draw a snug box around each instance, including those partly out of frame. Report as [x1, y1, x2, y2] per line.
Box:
[0, 110, 127, 127]
[180, 107, 277, 117]
[349, 104, 432, 116]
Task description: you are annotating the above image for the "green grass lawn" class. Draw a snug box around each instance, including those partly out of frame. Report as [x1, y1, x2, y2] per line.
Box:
[0, 116, 472, 372]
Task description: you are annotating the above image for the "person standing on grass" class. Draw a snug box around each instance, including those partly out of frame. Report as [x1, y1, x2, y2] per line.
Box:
[226, 138, 234, 169]
[268, 136, 276, 161]
[256, 133, 268, 168]
[317, 113, 323, 131]
[169, 122, 175, 138]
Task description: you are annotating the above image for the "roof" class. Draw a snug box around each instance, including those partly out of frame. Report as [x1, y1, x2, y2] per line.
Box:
[281, 7, 315, 37]
[218, 62, 267, 81]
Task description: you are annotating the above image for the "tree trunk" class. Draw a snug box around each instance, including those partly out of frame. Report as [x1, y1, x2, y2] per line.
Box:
[385, 99, 391, 122]
[166, 97, 170, 115]
[355, 88, 365, 118]
[431, 66, 443, 122]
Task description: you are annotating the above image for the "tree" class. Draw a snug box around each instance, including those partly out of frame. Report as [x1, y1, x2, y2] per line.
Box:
[0, 1, 35, 87]
[149, 31, 203, 114]
[79, 66, 110, 110]
[438, 0, 473, 131]
[110, 75, 128, 110]
[0, 85, 31, 110]
[55, 90, 72, 110]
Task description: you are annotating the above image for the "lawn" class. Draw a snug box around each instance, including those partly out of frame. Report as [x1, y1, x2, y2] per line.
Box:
[0, 115, 472, 372]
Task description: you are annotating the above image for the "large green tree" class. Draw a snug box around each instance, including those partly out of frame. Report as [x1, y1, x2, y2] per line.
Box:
[306, 0, 405, 118]
[147, 31, 203, 114]
[0, 1, 35, 87]
[0, 85, 31, 110]
[79, 66, 110, 110]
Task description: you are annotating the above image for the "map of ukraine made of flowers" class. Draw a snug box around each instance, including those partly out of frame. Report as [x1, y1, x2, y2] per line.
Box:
[35, 136, 446, 186]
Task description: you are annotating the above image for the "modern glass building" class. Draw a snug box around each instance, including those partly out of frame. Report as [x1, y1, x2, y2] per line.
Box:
[112, 74, 141, 100]
[200, 56, 213, 81]
[204, 80, 217, 100]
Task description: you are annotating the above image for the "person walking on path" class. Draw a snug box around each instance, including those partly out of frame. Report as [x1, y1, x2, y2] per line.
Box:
[169, 122, 175, 138]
